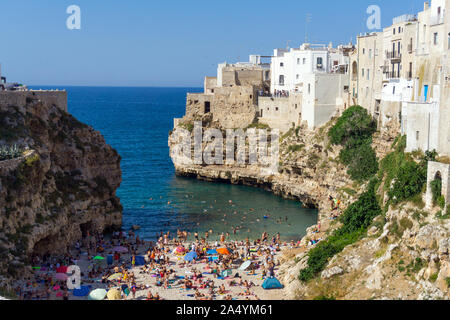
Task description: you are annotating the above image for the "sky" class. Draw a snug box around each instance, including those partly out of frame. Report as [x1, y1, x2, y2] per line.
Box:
[0, 0, 425, 87]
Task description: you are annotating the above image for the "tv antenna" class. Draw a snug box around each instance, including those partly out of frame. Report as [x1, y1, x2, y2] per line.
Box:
[305, 13, 312, 43]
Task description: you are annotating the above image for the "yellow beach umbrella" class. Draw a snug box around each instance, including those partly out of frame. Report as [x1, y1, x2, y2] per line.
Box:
[107, 288, 122, 300]
[107, 273, 123, 281]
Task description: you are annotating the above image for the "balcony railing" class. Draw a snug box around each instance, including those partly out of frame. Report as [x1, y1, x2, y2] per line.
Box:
[386, 51, 402, 60]
[386, 71, 400, 79]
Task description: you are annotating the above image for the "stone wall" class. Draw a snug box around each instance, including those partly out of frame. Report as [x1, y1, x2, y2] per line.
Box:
[426, 161, 450, 210]
[258, 94, 303, 132]
[211, 86, 258, 129]
[403, 101, 440, 153]
[0, 90, 67, 112]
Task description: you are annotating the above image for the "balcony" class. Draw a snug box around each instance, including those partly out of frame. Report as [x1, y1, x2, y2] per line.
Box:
[429, 14, 444, 26]
[386, 51, 402, 61]
[385, 71, 400, 79]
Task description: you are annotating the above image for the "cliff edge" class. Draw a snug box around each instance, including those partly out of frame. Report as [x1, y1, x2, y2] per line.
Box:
[0, 92, 122, 287]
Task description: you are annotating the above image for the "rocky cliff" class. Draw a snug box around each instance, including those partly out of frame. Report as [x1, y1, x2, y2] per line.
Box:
[0, 95, 122, 286]
[169, 113, 450, 300]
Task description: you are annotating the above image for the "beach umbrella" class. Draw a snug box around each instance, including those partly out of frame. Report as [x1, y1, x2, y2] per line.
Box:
[54, 273, 68, 281]
[93, 256, 105, 260]
[173, 246, 186, 255]
[56, 266, 68, 273]
[112, 246, 128, 253]
[107, 273, 123, 281]
[239, 260, 252, 271]
[184, 251, 197, 262]
[73, 285, 91, 297]
[206, 249, 217, 255]
[88, 288, 107, 300]
[107, 288, 122, 300]
[217, 248, 230, 255]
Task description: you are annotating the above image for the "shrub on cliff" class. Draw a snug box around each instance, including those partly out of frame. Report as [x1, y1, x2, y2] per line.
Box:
[328, 106, 376, 146]
[299, 184, 381, 282]
[328, 106, 378, 182]
[388, 160, 427, 204]
[378, 136, 427, 206]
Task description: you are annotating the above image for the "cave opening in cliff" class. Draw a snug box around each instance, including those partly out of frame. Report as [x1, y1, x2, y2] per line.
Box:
[80, 221, 94, 238]
[32, 234, 63, 258]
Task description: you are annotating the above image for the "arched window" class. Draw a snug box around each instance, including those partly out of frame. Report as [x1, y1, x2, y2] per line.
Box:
[279, 75, 285, 86]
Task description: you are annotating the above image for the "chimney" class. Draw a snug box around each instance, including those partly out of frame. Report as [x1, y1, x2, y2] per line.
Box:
[424, 1, 429, 10]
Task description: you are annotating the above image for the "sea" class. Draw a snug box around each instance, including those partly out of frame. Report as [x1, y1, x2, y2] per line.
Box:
[31, 86, 317, 242]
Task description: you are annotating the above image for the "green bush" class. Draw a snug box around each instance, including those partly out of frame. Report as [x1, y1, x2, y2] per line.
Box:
[299, 185, 381, 282]
[328, 106, 378, 182]
[430, 178, 443, 207]
[287, 144, 304, 153]
[388, 160, 426, 204]
[328, 106, 376, 146]
[340, 143, 378, 182]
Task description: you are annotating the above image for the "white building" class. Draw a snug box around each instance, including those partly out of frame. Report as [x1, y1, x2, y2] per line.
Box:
[270, 44, 331, 94]
[401, 0, 449, 156]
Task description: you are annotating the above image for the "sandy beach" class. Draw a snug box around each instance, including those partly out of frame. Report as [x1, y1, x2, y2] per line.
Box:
[13, 230, 295, 300]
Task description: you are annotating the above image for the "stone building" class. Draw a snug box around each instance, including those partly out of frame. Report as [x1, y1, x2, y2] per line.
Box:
[176, 56, 269, 130]
[402, 0, 450, 156]
[349, 32, 384, 117]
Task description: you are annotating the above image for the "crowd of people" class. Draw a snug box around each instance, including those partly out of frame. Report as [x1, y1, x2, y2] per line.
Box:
[12, 227, 302, 300]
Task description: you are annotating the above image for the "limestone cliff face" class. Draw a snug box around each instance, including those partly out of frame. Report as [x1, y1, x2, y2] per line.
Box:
[170, 109, 450, 299]
[0, 97, 122, 282]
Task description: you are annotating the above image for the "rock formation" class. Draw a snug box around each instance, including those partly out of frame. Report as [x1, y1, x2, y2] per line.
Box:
[0, 94, 122, 287]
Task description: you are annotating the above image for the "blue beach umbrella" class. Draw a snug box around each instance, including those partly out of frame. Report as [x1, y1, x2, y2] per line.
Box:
[184, 251, 197, 262]
[206, 249, 217, 255]
[73, 285, 91, 297]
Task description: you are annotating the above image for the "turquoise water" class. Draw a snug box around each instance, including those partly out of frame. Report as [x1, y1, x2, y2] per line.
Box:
[32, 87, 317, 241]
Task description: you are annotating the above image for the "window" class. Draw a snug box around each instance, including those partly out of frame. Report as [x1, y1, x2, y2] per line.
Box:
[296, 74, 299, 80]
[280, 62, 284, 67]
[279, 75, 285, 85]
[398, 27, 401, 33]
[303, 58, 306, 64]
[308, 84, 311, 94]
[297, 58, 300, 64]
[317, 57, 323, 69]
[416, 131, 419, 141]
[363, 48, 365, 54]
[365, 87, 369, 97]
[362, 68, 365, 77]
[367, 69, 370, 80]
[393, 86, 396, 95]
[434, 32, 438, 45]
[276, 107, 279, 111]
[204, 101, 211, 113]
[393, 28, 396, 35]
[448, 33, 450, 50]
[369, 49, 372, 58]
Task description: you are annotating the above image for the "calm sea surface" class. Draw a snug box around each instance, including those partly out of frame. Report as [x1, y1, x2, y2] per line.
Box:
[32, 86, 317, 241]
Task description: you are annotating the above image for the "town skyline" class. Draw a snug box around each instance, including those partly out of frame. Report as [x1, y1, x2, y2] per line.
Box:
[0, 0, 425, 87]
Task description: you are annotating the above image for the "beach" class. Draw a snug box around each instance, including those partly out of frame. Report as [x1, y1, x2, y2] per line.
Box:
[13, 230, 299, 300]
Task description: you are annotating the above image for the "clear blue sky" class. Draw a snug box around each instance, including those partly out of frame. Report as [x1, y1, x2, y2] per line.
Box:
[0, 0, 424, 87]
